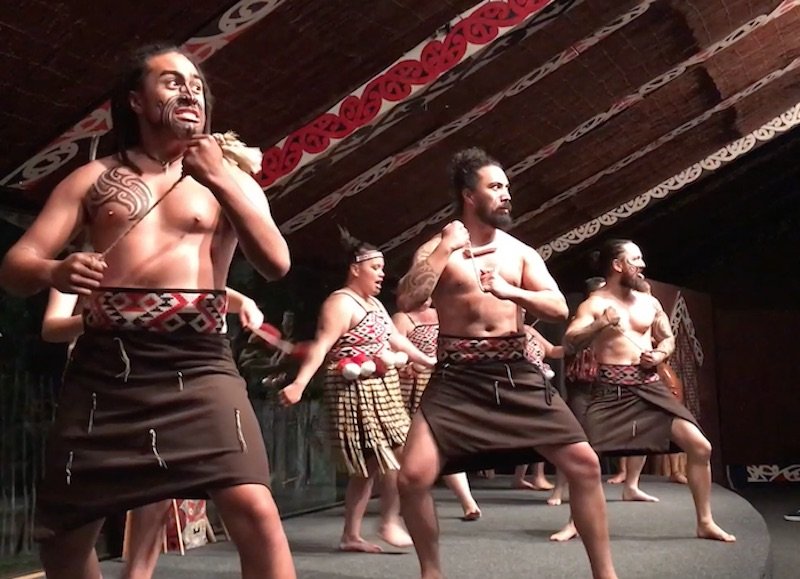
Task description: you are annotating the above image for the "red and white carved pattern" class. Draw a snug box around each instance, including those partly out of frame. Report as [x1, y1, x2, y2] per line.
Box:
[437, 334, 527, 363]
[380, 0, 799, 253]
[537, 101, 800, 261]
[258, 0, 555, 191]
[1, 0, 285, 189]
[329, 311, 390, 360]
[84, 289, 228, 334]
[271, 0, 580, 202]
[284, 0, 650, 237]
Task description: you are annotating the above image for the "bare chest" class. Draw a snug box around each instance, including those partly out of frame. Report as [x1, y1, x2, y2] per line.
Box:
[440, 247, 522, 294]
[84, 167, 221, 237]
[604, 298, 656, 333]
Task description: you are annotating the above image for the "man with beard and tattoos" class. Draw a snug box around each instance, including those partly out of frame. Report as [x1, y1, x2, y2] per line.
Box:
[0, 44, 295, 579]
[562, 239, 735, 543]
[395, 148, 616, 579]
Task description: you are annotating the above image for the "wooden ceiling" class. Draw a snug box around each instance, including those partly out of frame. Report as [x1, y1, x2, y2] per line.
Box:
[2, 0, 799, 284]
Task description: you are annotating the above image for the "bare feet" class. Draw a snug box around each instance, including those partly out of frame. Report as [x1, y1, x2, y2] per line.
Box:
[339, 537, 384, 553]
[378, 523, 413, 548]
[477, 469, 495, 479]
[622, 487, 660, 502]
[546, 495, 562, 506]
[697, 521, 736, 542]
[513, 479, 551, 491]
[670, 472, 689, 485]
[530, 476, 555, 491]
[607, 473, 626, 484]
[461, 507, 482, 521]
[549, 521, 579, 542]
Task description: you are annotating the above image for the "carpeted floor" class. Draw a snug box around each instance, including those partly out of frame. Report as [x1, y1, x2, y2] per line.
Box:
[736, 484, 800, 579]
[98, 475, 768, 578]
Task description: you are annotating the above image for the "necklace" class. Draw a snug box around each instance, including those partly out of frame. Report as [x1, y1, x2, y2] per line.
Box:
[141, 149, 182, 173]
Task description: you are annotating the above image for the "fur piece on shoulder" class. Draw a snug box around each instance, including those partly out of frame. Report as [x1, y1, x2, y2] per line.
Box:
[212, 131, 263, 175]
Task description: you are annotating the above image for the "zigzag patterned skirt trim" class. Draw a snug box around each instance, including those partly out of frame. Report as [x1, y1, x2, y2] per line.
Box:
[596, 363, 660, 386]
[83, 287, 227, 334]
[437, 334, 528, 363]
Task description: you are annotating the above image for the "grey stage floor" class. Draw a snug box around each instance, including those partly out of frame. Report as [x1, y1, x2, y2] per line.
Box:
[99, 476, 768, 579]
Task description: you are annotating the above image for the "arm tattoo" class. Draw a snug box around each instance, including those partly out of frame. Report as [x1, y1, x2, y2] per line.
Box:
[85, 167, 152, 221]
[398, 258, 438, 311]
[652, 310, 675, 356]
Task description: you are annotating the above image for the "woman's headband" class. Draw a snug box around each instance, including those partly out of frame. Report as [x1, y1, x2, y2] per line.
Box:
[354, 250, 383, 263]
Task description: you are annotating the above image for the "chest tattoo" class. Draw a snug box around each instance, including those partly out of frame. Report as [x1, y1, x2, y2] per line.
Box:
[86, 167, 153, 221]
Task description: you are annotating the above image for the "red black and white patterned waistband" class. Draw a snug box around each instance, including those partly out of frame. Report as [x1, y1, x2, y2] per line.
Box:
[83, 288, 227, 334]
[596, 364, 659, 386]
[437, 334, 527, 363]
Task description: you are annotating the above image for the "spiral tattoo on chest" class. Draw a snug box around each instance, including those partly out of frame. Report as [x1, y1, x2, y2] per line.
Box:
[85, 167, 153, 221]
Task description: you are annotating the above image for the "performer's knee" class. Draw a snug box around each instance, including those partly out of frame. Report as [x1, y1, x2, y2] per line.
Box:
[216, 485, 282, 535]
[398, 464, 437, 495]
[561, 444, 601, 482]
[689, 436, 712, 463]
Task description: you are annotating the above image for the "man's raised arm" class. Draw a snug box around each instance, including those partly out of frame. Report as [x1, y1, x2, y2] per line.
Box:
[396, 221, 468, 312]
[564, 299, 618, 352]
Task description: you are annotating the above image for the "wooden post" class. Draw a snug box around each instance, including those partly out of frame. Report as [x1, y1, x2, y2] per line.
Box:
[171, 499, 185, 556]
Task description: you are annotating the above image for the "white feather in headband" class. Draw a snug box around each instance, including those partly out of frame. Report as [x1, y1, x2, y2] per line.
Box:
[212, 131, 263, 175]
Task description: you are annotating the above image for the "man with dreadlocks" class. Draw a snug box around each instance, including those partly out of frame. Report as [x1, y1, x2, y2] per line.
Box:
[0, 44, 295, 578]
[396, 147, 616, 579]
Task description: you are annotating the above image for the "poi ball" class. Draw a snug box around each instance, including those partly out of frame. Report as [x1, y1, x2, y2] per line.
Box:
[336, 357, 352, 370]
[378, 350, 396, 369]
[360, 360, 377, 378]
[341, 363, 361, 381]
[393, 351, 409, 367]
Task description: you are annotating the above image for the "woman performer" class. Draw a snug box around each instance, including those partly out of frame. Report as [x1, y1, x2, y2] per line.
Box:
[279, 234, 436, 553]
[392, 300, 481, 521]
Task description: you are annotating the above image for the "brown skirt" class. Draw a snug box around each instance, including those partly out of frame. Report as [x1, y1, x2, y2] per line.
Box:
[35, 329, 270, 541]
[323, 366, 410, 478]
[399, 368, 430, 415]
[584, 364, 700, 456]
[420, 359, 587, 475]
[565, 381, 593, 428]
